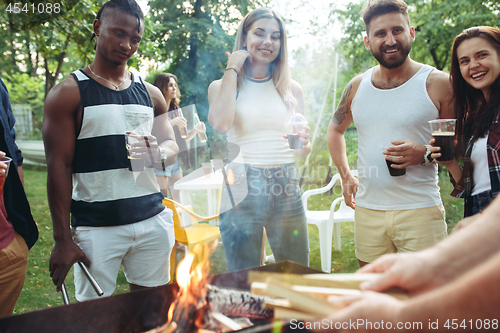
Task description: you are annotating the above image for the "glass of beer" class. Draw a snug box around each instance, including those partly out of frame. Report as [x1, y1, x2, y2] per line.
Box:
[428, 119, 456, 161]
[381, 145, 406, 177]
[193, 113, 207, 143]
[125, 132, 145, 171]
[173, 108, 188, 139]
[285, 113, 308, 149]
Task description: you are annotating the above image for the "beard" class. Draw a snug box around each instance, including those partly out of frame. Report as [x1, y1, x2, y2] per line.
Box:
[371, 41, 412, 69]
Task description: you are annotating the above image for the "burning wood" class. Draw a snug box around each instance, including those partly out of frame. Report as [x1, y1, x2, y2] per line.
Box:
[160, 242, 274, 333]
[144, 322, 177, 333]
[207, 285, 273, 319]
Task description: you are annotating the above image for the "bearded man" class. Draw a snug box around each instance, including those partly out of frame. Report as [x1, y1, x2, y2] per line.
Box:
[327, 0, 454, 267]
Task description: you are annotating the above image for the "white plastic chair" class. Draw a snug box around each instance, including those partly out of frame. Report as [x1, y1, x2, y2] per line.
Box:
[302, 170, 357, 273]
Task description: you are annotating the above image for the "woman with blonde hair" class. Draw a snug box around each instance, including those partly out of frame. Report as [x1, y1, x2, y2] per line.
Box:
[208, 7, 311, 271]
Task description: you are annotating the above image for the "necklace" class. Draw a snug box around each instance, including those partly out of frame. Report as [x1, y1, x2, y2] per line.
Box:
[247, 75, 271, 82]
[88, 64, 129, 90]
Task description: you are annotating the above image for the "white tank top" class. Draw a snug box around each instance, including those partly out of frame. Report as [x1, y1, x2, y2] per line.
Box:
[351, 65, 442, 210]
[227, 77, 296, 166]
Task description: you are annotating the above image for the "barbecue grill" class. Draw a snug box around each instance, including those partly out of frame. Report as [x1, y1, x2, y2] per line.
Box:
[0, 261, 322, 333]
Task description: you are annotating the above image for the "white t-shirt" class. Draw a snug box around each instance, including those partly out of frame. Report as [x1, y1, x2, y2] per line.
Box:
[471, 136, 491, 195]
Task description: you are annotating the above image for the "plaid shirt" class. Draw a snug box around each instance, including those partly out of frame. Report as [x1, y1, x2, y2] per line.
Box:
[451, 114, 500, 215]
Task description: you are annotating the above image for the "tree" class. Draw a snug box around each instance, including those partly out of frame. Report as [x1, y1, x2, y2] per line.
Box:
[0, 0, 106, 95]
[1, 0, 159, 96]
[408, 0, 500, 71]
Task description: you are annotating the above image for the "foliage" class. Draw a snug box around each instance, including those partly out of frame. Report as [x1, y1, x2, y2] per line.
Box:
[0, 0, 106, 94]
[332, 0, 500, 71]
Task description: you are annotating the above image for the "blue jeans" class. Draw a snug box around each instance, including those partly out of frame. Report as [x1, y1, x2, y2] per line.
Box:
[219, 163, 309, 272]
[471, 190, 495, 215]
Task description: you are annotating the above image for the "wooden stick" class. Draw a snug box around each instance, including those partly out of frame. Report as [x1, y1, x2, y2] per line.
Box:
[273, 307, 316, 320]
[211, 312, 244, 331]
[263, 277, 337, 317]
[248, 271, 408, 300]
[252, 282, 361, 300]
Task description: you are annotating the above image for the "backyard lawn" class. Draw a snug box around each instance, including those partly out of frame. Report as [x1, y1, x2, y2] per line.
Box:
[13, 166, 463, 315]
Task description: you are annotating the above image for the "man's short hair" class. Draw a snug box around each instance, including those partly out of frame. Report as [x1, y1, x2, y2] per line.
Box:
[91, 0, 144, 48]
[360, 0, 410, 35]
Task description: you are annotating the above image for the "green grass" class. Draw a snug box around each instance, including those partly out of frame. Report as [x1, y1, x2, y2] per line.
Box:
[13, 167, 463, 315]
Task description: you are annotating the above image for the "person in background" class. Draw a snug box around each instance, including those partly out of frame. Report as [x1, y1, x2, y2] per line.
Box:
[327, 0, 453, 268]
[43, 0, 177, 301]
[0, 77, 38, 317]
[208, 7, 311, 272]
[430, 26, 500, 220]
[152, 73, 205, 201]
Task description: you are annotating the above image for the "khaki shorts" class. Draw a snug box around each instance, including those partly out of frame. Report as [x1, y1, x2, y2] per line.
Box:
[354, 205, 447, 263]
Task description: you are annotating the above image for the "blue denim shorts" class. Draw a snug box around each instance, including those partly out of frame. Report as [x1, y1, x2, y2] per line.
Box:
[219, 162, 309, 271]
[471, 190, 495, 215]
[154, 158, 182, 177]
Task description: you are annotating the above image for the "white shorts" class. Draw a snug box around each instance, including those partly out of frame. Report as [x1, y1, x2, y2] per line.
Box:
[72, 208, 175, 301]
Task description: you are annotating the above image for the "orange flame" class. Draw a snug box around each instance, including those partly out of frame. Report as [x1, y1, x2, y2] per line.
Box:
[226, 168, 234, 185]
[166, 241, 218, 329]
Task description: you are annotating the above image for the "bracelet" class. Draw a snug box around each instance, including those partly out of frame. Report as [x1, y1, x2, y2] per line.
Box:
[421, 144, 434, 165]
[225, 67, 239, 77]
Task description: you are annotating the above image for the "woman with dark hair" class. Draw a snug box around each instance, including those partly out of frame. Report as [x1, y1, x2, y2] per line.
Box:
[208, 7, 311, 271]
[153, 73, 204, 201]
[431, 26, 500, 217]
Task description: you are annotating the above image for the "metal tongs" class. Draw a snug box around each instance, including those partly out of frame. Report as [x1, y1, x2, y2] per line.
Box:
[61, 262, 104, 305]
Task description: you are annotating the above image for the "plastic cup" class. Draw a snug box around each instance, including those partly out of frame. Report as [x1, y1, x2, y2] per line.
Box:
[212, 159, 224, 171]
[125, 132, 144, 171]
[0, 156, 12, 191]
[381, 145, 406, 177]
[202, 162, 212, 179]
[193, 113, 207, 143]
[285, 113, 308, 149]
[428, 119, 456, 161]
[168, 108, 188, 139]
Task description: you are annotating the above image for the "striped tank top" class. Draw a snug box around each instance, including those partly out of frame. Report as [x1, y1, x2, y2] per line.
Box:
[70, 69, 165, 227]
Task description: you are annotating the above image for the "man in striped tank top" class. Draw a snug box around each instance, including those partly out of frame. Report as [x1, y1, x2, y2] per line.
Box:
[43, 0, 178, 301]
[327, 0, 455, 268]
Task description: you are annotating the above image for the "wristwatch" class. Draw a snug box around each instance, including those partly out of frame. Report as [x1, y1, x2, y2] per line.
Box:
[421, 145, 434, 165]
[155, 146, 168, 165]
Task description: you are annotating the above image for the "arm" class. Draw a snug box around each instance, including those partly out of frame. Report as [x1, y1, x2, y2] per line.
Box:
[208, 51, 251, 134]
[291, 80, 311, 158]
[43, 77, 90, 292]
[327, 79, 359, 209]
[318, 251, 500, 333]
[0, 78, 23, 168]
[358, 195, 500, 295]
[145, 83, 178, 168]
[17, 166, 23, 187]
